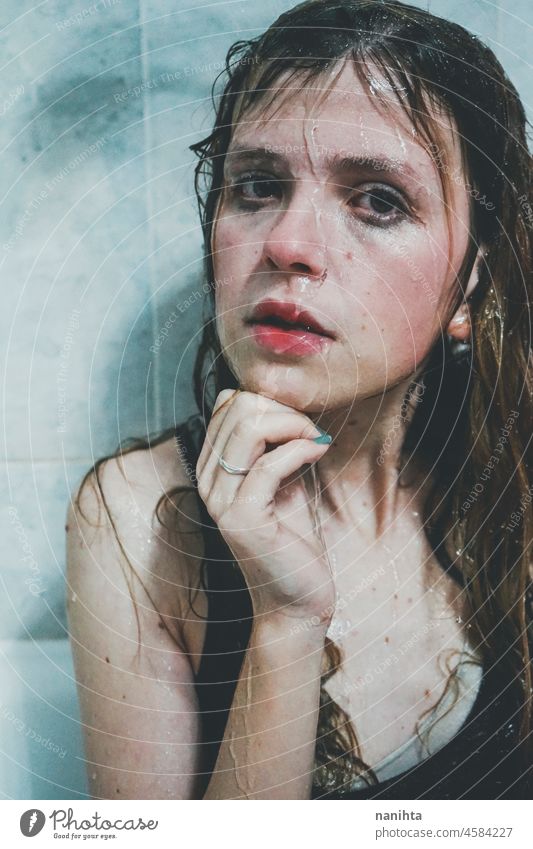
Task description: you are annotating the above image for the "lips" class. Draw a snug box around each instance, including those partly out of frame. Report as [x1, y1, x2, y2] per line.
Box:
[247, 299, 335, 338]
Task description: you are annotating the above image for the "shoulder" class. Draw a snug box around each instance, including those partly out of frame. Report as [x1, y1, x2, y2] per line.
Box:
[67, 424, 208, 655]
[75, 426, 194, 508]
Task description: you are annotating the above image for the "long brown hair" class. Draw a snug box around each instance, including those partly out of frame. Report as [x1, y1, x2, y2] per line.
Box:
[77, 0, 533, 793]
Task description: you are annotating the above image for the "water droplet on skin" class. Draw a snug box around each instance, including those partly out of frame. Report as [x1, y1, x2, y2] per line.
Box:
[326, 618, 353, 640]
[293, 117, 328, 296]
[395, 126, 407, 156]
[295, 275, 311, 294]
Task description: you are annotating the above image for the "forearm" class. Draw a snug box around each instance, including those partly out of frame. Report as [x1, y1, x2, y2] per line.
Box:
[202, 614, 327, 799]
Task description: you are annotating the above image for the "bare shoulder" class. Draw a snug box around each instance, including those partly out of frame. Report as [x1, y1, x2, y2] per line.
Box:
[67, 429, 208, 664]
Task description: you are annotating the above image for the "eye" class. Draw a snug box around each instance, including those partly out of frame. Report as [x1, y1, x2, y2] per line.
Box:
[228, 171, 282, 205]
[350, 183, 409, 224]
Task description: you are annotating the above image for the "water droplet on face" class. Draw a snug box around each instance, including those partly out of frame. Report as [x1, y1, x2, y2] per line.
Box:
[294, 116, 329, 294]
[395, 126, 407, 156]
[326, 618, 353, 640]
[294, 275, 311, 293]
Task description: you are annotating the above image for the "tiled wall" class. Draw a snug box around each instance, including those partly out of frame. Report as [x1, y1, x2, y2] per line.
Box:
[0, 0, 530, 799]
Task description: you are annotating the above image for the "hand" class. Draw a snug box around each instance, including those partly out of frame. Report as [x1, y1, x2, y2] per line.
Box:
[195, 389, 336, 626]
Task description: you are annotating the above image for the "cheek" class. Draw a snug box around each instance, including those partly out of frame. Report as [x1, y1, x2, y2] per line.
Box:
[212, 215, 234, 279]
[350, 235, 449, 366]
[213, 218, 256, 347]
[212, 216, 259, 292]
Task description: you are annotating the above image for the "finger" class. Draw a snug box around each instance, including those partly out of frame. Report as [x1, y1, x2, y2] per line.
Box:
[202, 390, 315, 479]
[201, 408, 326, 496]
[213, 387, 240, 417]
[196, 388, 240, 476]
[230, 438, 331, 518]
[198, 391, 296, 484]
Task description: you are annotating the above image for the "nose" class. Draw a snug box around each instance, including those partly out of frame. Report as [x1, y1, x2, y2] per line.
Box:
[263, 191, 327, 279]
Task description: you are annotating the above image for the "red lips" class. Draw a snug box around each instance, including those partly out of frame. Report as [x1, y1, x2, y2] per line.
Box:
[248, 299, 335, 338]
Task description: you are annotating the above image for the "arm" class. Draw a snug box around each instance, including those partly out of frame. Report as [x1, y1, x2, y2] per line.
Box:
[66, 452, 204, 800]
[203, 613, 328, 799]
[193, 389, 337, 798]
[68, 469, 327, 800]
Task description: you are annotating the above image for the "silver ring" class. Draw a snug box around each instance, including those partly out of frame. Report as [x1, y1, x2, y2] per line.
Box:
[218, 455, 251, 475]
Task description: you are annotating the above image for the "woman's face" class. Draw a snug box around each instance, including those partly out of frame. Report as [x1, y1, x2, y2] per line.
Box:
[212, 61, 472, 412]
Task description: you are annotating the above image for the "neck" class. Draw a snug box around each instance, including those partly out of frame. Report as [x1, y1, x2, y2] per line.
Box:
[309, 376, 427, 537]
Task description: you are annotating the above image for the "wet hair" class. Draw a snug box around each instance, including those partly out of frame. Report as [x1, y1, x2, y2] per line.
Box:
[77, 0, 532, 794]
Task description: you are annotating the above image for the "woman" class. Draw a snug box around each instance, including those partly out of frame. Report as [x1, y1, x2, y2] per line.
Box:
[67, 0, 533, 800]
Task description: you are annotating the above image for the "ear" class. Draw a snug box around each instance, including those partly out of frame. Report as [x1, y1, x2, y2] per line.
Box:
[446, 246, 486, 341]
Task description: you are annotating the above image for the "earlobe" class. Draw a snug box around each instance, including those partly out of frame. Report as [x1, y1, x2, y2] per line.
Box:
[447, 305, 471, 341]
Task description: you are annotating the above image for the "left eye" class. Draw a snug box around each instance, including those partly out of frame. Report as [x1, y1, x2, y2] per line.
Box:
[350, 185, 408, 221]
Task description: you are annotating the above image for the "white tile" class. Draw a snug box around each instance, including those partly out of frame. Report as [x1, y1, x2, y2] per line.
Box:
[0, 639, 88, 800]
[0, 462, 87, 641]
[426, 0, 500, 39]
[495, 1, 532, 125]
[0, 0, 161, 460]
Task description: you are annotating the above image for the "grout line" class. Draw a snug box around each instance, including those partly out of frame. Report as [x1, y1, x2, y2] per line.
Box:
[139, 0, 161, 432]
[0, 459, 96, 465]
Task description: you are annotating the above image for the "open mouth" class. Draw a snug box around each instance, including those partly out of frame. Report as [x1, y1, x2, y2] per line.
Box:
[250, 315, 328, 335]
[246, 300, 335, 355]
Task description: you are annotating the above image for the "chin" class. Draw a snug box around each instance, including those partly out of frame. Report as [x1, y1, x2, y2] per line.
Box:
[234, 367, 331, 414]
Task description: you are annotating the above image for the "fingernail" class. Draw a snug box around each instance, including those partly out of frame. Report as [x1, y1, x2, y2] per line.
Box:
[313, 426, 332, 444]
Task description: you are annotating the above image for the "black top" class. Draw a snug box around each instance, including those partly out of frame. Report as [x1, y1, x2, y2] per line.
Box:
[176, 414, 532, 800]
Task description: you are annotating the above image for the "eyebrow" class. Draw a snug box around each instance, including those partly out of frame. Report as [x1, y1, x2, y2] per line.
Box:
[225, 145, 420, 180]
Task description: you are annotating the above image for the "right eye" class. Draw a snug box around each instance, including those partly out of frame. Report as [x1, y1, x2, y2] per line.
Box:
[229, 172, 282, 204]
